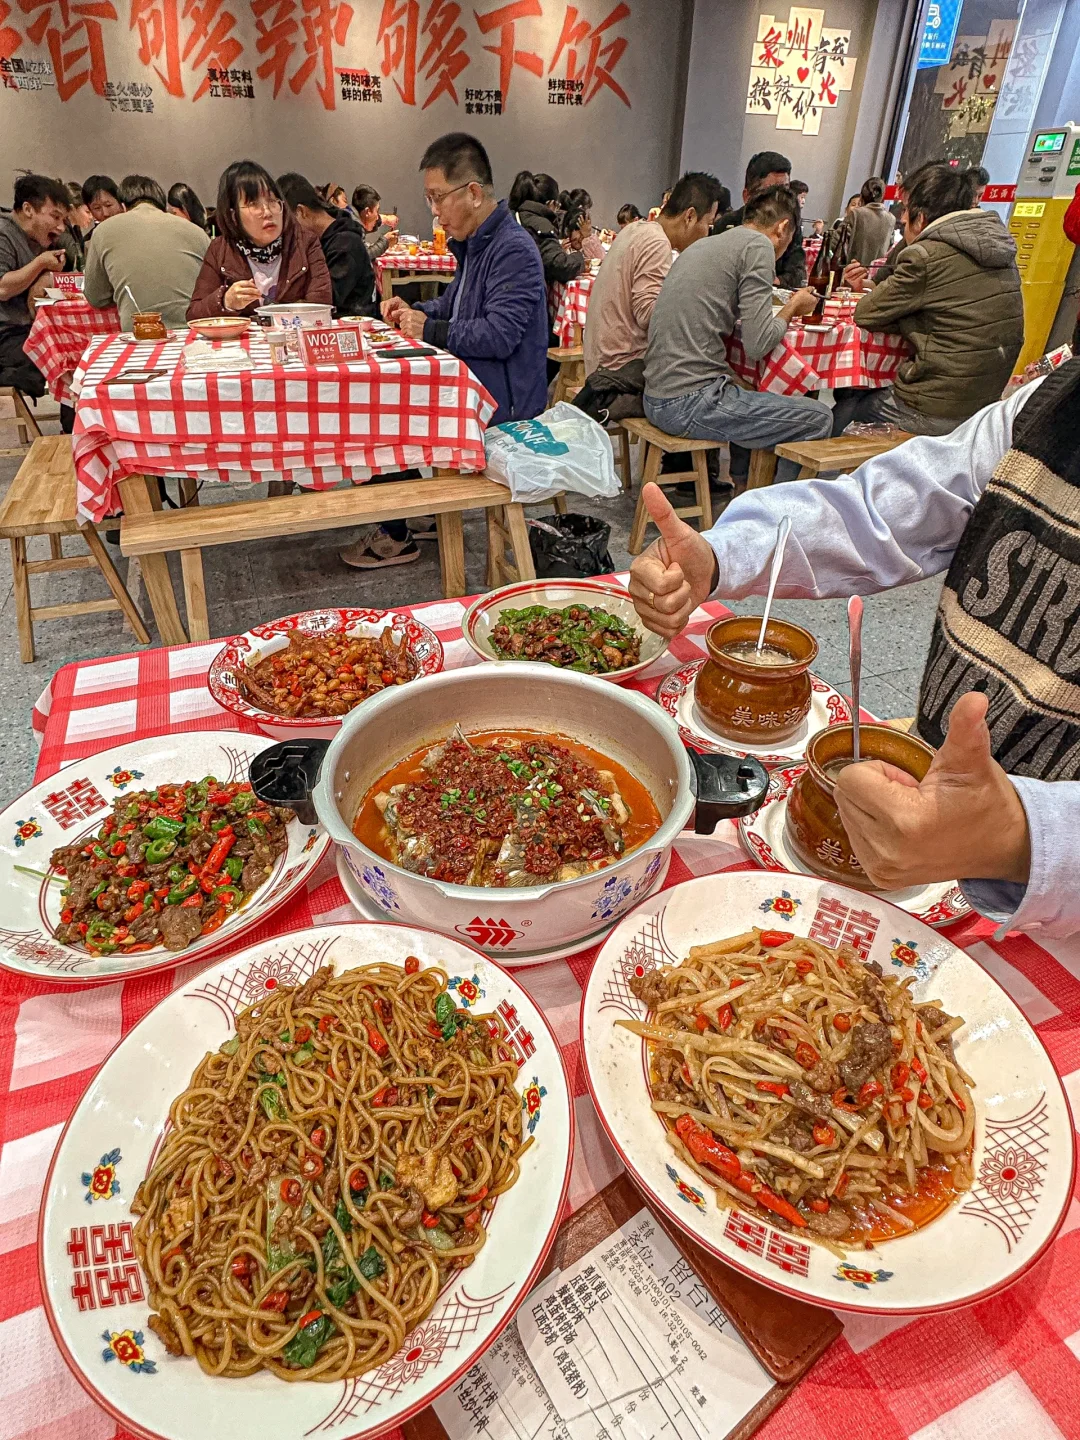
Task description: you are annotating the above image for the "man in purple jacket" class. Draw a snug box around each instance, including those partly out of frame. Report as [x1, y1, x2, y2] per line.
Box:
[383, 131, 548, 424]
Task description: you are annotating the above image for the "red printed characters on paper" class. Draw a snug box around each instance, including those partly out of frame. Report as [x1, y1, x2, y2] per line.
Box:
[17, 0, 118, 100]
[130, 0, 243, 100]
[547, 1, 629, 106]
[473, 0, 541, 104]
[253, 0, 352, 109]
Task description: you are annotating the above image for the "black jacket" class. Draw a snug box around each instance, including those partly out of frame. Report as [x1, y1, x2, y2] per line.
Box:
[320, 212, 377, 317]
[516, 199, 585, 286]
[713, 205, 807, 290]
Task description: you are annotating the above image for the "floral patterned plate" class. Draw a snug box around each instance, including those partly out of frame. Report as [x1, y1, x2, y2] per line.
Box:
[581, 872, 1074, 1313]
[39, 922, 573, 1440]
[208, 607, 445, 741]
[656, 659, 852, 767]
[0, 732, 330, 985]
[737, 764, 971, 928]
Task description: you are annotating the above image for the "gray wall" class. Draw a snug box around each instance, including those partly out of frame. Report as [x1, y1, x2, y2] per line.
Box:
[0, 0, 693, 235]
[680, 0, 895, 225]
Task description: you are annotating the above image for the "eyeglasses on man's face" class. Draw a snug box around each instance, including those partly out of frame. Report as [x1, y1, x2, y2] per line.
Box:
[423, 181, 473, 210]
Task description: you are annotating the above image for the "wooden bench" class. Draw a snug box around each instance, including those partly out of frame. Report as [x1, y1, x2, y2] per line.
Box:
[0, 386, 44, 447]
[622, 417, 723, 556]
[770, 432, 914, 482]
[548, 343, 585, 405]
[0, 436, 149, 662]
[119, 472, 538, 644]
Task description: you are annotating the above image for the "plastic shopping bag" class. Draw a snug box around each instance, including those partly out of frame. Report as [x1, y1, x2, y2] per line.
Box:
[484, 402, 620, 503]
[528, 513, 614, 579]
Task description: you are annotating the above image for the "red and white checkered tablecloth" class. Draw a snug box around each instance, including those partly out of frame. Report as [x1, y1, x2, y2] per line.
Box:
[70, 327, 496, 523]
[10, 585, 1080, 1440]
[549, 272, 595, 348]
[374, 250, 457, 283]
[726, 320, 910, 396]
[23, 297, 121, 405]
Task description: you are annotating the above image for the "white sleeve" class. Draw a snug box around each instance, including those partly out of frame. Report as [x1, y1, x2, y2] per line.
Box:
[704, 383, 1039, 601]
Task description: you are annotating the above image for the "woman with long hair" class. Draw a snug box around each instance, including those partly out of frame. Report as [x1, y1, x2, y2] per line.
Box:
[514, 171, 584, 286]
[167, 182, 207, 231]
[186, 159, 330, 318]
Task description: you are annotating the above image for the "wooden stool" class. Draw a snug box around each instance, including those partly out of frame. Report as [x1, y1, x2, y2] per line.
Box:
[773, 432, 913, 480]
[119, 471, 538, 643]
[622, 417, 722, 556]
[611, 424, 633, 491]
[0, 436, 150, 662]
[0, 386, 44, 446]
[548, 344, 585, 405]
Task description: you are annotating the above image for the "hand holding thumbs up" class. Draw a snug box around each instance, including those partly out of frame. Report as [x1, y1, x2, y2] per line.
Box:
[627, 483, 720, 638]
[834, 692, 1031, 890]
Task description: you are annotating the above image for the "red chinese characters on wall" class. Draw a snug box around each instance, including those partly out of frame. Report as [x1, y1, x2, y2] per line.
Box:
[377, 0, 469, 108]
[548, 0, 629, 106]
[253, 0, 353, 109]
[473, 0, 541, 103]
[129, 0, 243, 99]
[0, 0, 21, 60]
[16, 0, 118, 99]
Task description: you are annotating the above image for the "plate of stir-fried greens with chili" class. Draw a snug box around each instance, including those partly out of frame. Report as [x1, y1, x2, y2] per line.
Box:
[0, 733, 330, 984]
[463, 580, 667, 683]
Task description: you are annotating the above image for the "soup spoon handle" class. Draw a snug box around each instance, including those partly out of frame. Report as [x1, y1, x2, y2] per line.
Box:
[756, 516, 792, 654]
[848, 596, 863, 761]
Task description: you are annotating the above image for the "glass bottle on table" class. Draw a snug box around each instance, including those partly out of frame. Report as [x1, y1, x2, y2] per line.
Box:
[828, 223, 850, 298]
[807, 231, 832, 296]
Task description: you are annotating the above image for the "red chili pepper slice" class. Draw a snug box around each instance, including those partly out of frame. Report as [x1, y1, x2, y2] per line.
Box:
[674, 1115, 742, 1180]
[795, 1042, 819, 1069]
[794, 957, 813, 976]
[260, 1290, 289, 1312]
[466, 1184, 488, 1203]
[716, 1003, 733, 1031]
[298, 1309, 323, 1329]
[230, 1255, 251, 1278]
[693, 1013, 710, 1033]
[202, 831, 236, 877]
[910, 1058, 927, 1084]
[834, 1171, 849, 1199]
[759, 930, 793, 948]
[61, 908, 74, 924]
[309, 1126, 326, 1149]
[280, 1177, 301, 1207]
[162, 1244, 184, 1262]
[200, 906, 228, 935]
[404, 955, 420, 975]
[124, 902, 144, 923]
[812, 1122, 835, 1147]
[110, 840, 127, 857]
[463, 1207, 482, 1230]
[832, 1087, 860, 1113]
[858, 1079, 884, 1106]
[294, 1026, 312, 1044]
[371, 1085, 399, 1108]
[318, 1014, 336, 1035]
[756, 1080, 791, 1098]
[808, 1198, 830, 1214]
[421, 1211, 441, 1229]
[365, 1021, 389, 1057]
[180, 892, 204, 909]
[300, 1153, 324, 1180]
[832, 1012, 852, 1033]
[917, 1091, 933, 1110]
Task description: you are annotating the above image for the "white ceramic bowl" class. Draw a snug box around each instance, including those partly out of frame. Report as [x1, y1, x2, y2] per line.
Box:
[187, 316, 251, 340]
[310, 664, 693, 956]
[462, 578, 668, 685]
[582, 871, 1075, 1314]
[207, 607, 444, 741]
[256, 302, 333, 329]
[39, 922, 573, 1440]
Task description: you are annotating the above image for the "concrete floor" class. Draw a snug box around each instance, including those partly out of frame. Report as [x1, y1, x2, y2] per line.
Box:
[0, 397, 942, 806]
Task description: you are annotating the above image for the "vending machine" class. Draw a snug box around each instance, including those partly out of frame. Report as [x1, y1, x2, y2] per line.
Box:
[1008, 122, 1080, 370]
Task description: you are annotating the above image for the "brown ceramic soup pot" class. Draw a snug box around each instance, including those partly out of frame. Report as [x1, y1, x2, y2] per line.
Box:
[694, 616, 818, 744]
[785, 723, 936, 890]
[132, 311, 167, 340]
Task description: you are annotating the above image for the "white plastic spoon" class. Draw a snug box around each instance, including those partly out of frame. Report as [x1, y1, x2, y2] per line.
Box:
[756, 516, 792, 655]
[848, 595, 863, 761]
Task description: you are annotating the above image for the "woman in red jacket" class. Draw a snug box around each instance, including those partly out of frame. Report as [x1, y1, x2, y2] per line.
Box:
[187, 159, 331, 319]
[1064, 182, 1080, 351]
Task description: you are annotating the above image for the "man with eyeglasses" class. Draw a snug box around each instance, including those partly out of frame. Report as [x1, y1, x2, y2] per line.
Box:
[0, 173, 70, 402]
[382, 131, 548, 426]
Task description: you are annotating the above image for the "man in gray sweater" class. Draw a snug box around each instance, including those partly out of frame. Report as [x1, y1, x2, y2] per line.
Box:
[644, 186, 830, 483]
[84, 174, 208, 331]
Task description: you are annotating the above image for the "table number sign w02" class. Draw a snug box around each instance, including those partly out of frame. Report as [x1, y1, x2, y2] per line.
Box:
[297, 325, 366, 365]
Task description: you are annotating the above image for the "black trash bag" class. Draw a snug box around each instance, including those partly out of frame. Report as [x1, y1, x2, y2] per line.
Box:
[528, 513, 614, 579]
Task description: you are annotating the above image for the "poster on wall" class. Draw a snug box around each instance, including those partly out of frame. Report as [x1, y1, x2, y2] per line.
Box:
[745, 6, 857, 137]
[932, 20, 1014, 137]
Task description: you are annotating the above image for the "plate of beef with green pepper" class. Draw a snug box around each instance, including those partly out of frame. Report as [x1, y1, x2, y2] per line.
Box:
[0, 732, 331, 984]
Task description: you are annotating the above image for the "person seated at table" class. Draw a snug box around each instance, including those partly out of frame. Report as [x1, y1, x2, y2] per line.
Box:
[352, 185, 398, 258]
[626, 358, 1080, 938]
[513, 172, 585, 285]
[564, 205, 605, 263]
[84, 175, 209, 333]
[809, 217, 825, 239]
[643, 185, 828, 486]
[840, 176, 894, 266]
[830, 164, 1023, 438]
[82, 175, 124, 225]
[58, 180, 92, 269]
[277, 172, 377, 317]
[0, 173, 69, 401]
[617, 202, 642, 228]
[167, 182, 207, 232]
[320, 183, 355, 217]
[383, 131, 547, 425]
[582, 171, 721, 397]
[969, 165, 990, 207]
[715, 152, 806, 290]
[187, 160, 331, 320]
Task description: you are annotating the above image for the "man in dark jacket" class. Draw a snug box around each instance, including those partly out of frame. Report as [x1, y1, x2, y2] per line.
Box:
[714, 151, 806, 290]
[832, 165, 1023, 436]
[383, 131, 548, 425]
[277, 172, 377, 317]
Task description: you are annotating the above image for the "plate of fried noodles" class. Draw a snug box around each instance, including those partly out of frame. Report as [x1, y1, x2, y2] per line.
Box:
[40, 923, 572, 1439]
[582, 872, 1074, 1314]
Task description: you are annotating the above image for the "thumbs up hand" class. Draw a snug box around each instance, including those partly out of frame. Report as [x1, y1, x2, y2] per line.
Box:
[834, 692, 1031, 890]
[628, 483, 720, 638]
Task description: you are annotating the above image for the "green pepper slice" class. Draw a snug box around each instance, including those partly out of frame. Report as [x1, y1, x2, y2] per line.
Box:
[145, 837, 177, 864]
